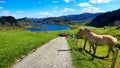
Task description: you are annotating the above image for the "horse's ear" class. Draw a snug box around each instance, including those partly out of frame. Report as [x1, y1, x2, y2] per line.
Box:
[84, 28, 91, 32]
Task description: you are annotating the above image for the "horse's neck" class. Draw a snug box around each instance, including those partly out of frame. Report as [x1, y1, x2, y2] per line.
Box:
[85, 32, 95, 38]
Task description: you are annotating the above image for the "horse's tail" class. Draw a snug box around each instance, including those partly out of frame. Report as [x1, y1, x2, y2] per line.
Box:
[113, 38, 117, 44]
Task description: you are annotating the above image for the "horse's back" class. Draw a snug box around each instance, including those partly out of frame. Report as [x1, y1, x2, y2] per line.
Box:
[102, 35, 117, 44]
[87, 34, 117, 46]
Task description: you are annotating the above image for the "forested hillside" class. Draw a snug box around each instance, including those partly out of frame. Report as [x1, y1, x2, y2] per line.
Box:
[87, 8, 120, 27]
[62, 13, 103, 21]
[0, 16, 18, 26]
[38, 17, 71, 25]
[17, 17, 34, 25]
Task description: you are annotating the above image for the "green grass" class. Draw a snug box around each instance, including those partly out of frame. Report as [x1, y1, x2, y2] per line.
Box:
[0, 30, 57, 68]
[66, 26, 120, 68]
[0, 28, 78, 68]
[0, 26, 119, 68]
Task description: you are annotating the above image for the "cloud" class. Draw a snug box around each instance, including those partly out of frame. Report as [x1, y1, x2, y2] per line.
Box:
[0, 6, 3, 9]
[64, 0, 71, 3]
[76, 2, 92, 7]
[81, 7, 104, 13]
[0, 0, 5, 3]
[0, 11, 10, 15]
[61, 8, 75, 12]
[89, 0, 113, 3]
[15, 11, 24, 14]
[36, 12, 53, 18]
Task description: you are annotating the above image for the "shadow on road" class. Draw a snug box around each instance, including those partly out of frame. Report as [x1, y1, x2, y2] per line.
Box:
[58, 49, 72, 52]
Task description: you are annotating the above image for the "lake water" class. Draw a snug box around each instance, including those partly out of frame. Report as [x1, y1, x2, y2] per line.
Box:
[25, 24, 70, 32]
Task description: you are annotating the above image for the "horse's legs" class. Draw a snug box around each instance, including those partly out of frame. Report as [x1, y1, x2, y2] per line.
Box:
[106, 48, 110, 58]
[83, 38, 87, 50]
[91, 44, 97, 60]
[110, 47, 115, 56]
[91, 44, 95, 53]
[88, 43, 94, 52]
[106, 46, 115, 58]
[89, 44, 92, 52]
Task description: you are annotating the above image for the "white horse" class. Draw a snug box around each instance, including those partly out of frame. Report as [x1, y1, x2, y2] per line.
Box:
[77, 28, 117, 58]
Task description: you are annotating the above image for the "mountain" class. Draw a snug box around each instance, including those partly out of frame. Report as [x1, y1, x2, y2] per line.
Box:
[17, 17, 34, 25]
[61, 13, 103, 21]
[17, 13, 103, 25]
[37, 13, 103, 25]
[0, 13, 103, 26]
[0, 16, 18, 26]
[30, 18, 45, 23]
[87, 8, 120, 27]
[39, 17, 71, 25]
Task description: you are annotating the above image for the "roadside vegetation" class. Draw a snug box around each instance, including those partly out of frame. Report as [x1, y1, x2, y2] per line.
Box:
[0, 30, 57, 68]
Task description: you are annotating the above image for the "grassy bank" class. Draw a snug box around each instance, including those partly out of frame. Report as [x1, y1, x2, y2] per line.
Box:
[0, 30, 57, 68]
[67, 26, 120, 68]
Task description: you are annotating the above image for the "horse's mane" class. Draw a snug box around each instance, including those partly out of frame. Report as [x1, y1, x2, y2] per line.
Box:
[84, 28, 91, 32]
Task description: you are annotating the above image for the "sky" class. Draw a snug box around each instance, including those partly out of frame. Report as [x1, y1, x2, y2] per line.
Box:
[0, 0, 120, 18]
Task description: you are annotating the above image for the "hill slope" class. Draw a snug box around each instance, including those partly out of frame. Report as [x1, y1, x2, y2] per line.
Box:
[39, 17, 71, 25]
[61, 13, 103, 21]
[17, 17, 34, 25]
[0, 16, 18, 26]
[37, 13, 103, 25]
[87, 8, 120, 27]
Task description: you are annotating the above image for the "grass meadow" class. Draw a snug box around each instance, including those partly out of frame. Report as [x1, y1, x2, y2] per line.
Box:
[67, 26, 120, 68]
[0, 30, 57, 68]
[0, 26, 119, 68]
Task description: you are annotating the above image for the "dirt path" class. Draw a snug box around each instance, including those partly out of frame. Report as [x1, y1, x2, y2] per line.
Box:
[12, 37, 72, 68]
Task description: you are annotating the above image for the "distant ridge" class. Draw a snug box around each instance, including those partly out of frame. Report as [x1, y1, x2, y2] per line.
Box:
[61, 13, 103, 21]
[38, 17, 71, 25]
[87, 8, 120, 27]
[36, 13, 103, 25]
[0, 13, 103, 26]
[0, 16, 18, 26]
[30, 18, 45, 23]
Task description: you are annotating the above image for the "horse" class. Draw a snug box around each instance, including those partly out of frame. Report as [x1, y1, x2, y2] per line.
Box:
[77, 28, 117, 58]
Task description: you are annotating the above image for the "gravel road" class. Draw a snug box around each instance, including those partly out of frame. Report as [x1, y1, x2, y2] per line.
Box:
[12, 37, 72, 68]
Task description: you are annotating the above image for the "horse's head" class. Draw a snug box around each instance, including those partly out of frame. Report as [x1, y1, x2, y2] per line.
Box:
[77, 28, 91, 37]
[77, 28, 85, 36]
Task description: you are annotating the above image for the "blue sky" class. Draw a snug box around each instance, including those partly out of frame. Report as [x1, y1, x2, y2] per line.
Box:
[0, 0, 120, 18]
